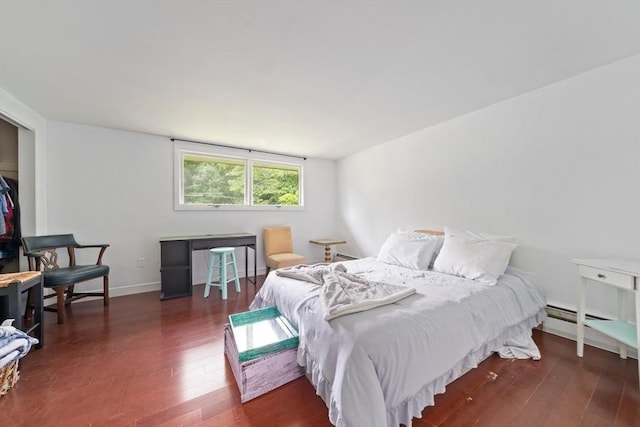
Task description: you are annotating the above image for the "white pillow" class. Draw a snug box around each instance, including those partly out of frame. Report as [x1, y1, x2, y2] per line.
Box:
[429, 234, 445, 269]
[444, 226, 517, 243]
[434, 229, 518, 285]
[377, 231, 441, 271]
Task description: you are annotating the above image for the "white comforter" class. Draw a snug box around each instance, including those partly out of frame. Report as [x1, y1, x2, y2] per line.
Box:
[250, 258, 546, 427]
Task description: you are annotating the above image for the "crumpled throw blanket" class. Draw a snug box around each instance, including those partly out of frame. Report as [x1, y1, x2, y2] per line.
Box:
[0, 319, 39, 369]
[276, 264, 416, 320]
[497, 330, 541, 360]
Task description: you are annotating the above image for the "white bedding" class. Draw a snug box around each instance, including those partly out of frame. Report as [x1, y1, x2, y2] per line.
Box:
[250, 257, 546, 427]
[276, 263, 416, 320]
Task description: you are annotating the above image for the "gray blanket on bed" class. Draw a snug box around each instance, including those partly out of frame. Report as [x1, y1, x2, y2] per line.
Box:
[276, 264, 416, 320]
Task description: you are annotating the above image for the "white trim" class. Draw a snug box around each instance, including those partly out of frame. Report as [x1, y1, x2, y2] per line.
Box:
[174, 203, 305, 212]
[41, 281, 162, 306]
[109, 281, 161, 297]
[0, 87, 48, 234]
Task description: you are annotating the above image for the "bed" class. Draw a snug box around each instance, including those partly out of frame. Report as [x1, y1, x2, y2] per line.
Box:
[250, 228, 547, 427]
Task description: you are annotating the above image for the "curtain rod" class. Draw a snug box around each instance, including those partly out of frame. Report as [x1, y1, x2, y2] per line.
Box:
[170, 137, 307, 160]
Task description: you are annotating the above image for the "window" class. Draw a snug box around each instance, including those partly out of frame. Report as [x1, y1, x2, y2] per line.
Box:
[182, 153, 246, 205]
[252, 162, 300, 206]
[175, 147, 303, 210]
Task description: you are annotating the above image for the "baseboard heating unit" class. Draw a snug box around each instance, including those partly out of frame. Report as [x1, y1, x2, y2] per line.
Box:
[545, 304, 607, 324]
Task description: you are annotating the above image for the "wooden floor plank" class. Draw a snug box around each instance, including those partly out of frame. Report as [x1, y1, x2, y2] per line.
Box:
[614, 374, 640, 427]
[542, 360, 599, 426]
[1, 277, 637, 426]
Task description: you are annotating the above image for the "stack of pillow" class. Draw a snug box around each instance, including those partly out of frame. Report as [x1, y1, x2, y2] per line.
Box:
[377, 230, 444, 271]
[377, 226, 518, 285]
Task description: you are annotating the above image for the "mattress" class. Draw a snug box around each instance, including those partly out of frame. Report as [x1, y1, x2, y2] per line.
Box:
[250, 257, 546, 427]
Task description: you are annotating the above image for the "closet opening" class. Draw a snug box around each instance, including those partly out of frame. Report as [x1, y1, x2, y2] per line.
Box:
[0, 116, 20, 273]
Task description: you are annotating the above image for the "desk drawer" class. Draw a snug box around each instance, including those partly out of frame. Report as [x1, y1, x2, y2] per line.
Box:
[578, 265, 635, 290]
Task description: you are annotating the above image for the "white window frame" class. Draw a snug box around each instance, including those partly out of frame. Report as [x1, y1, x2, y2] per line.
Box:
[174, 144, 304, 211]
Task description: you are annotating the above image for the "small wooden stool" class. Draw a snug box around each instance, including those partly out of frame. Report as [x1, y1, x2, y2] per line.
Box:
[205, 247, 241, 300]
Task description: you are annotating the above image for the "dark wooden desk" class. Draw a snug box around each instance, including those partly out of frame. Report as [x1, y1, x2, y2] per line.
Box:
[159, 233, 257, 300]
[0, 271, 43, 348]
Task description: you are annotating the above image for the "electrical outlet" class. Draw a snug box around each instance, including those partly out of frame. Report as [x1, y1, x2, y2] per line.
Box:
[137, 258, 145, 268]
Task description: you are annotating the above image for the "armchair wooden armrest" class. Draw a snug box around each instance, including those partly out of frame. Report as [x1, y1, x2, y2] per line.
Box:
[23, 250, 46, 259]
[75, 244, 110, 265]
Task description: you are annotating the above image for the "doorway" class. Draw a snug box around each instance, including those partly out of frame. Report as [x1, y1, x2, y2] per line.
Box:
[0, 113, 36, 272]
[0, 117, 19, 272]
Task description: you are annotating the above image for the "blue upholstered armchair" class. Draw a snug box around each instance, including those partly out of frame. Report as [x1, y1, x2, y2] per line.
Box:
[22, 234, 110, 324]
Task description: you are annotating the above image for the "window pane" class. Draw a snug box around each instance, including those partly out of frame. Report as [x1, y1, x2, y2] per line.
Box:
[183, 154, 245, 205]
[252, 163, 300, 206]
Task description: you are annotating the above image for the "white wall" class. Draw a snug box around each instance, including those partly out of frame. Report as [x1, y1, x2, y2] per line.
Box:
[337, 55, 640, 322]
[46, 122, 337, 295]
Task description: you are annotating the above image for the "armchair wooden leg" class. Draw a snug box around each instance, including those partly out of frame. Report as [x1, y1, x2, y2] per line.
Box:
[103, 275, 109, 306]
[55, 287, 66, 324]
[65, 284, 75, 305]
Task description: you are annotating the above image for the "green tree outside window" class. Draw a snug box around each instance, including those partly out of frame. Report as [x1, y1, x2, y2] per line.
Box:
[180, 152, 302, 207]
[253, 163, 299, 206]
[183, 155, 245, 205]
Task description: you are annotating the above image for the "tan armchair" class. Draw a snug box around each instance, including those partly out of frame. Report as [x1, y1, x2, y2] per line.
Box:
[263, 226, 306, 274]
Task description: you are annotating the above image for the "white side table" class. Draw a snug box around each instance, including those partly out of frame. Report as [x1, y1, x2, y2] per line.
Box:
[573, 258, 640, 387]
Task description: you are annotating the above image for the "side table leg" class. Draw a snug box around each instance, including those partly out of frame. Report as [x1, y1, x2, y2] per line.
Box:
[618, 288, 627, 359]
[636, 289, 640, 388]
[7, 282, 22, 332]
[33, 276, 44, 348]
[577, 277, 586, 357]
[324, 246, 331, 263]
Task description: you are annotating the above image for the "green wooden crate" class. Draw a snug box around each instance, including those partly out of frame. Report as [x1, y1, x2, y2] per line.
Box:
[229, 306, 299, 362]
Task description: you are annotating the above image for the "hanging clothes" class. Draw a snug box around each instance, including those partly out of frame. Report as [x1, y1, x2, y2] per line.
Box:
[0, 176, 8, 236]
[0, 176, 20, 260]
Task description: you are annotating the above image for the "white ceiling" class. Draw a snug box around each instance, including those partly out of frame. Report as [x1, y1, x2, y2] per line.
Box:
[1, 1, 639, 159]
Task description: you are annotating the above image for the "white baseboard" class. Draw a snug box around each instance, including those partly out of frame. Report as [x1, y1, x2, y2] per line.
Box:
[41, 281, 162, 307]
[540, 316, 638, 360]
[110, 281, 161, 297]
[43, 265, 271, 305]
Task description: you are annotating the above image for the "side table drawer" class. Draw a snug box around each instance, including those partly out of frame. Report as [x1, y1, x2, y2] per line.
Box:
[578, 265, 635, 290]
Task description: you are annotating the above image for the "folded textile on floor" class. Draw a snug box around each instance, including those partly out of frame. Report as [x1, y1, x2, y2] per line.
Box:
[276, 264, 416, 320]
[0, 319, 39, 369]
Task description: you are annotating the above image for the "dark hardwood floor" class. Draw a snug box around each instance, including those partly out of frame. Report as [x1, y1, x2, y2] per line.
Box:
[1, 276, 638, 426]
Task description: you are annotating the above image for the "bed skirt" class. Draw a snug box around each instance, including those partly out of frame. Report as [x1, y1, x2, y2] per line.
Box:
[299, 308, 547, 427]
